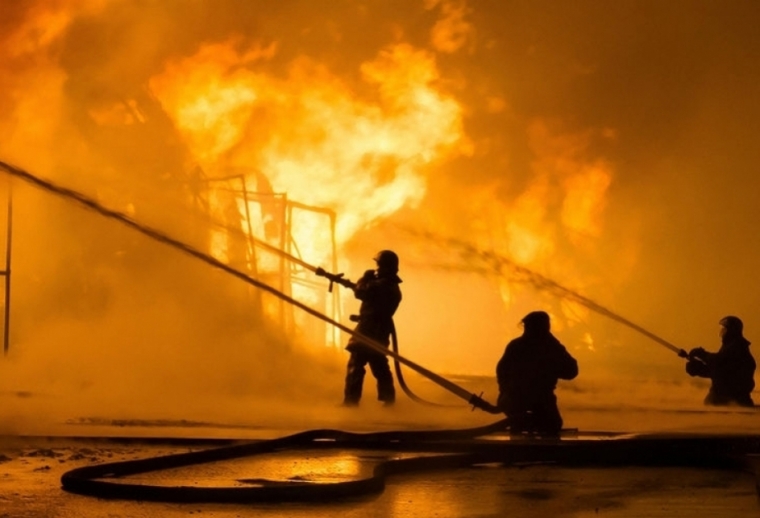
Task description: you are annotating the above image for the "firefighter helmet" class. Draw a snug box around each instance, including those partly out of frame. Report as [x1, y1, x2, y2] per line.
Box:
[373, 250, 399, 272]
[521, 311, 551, 334]
[719, 315, 743, 334]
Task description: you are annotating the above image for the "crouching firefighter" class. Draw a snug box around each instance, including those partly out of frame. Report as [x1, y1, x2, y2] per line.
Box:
[316, 250, 402, 407]
[497, 311, 579, 436]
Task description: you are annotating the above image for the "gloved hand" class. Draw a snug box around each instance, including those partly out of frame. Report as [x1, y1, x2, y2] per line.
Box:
[685, 358, 709, 377]
[688, 347, 706, 360]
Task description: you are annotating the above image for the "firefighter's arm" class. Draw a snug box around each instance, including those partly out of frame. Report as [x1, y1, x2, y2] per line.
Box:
[688, 347, 717, 363]
[352, 270, 378, 299]
[685, 358, 711, 378]
[315, 267, 356, 291]
[556, 348, 579, 380]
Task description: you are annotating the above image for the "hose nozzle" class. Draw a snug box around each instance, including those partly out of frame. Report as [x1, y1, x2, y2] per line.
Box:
[468, 392, 501, 414]
[315, 267, 352, 292]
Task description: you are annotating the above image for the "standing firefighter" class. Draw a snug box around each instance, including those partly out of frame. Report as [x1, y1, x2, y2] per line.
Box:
[685, 316, 756, 407]
[497, 311, 578, 436]
[317, 250, 402, 407]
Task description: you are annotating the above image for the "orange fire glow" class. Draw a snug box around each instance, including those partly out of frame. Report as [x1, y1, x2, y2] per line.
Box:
[481, 120, 615, 332]
[0, 0, 624, 362]
[149, 39, 471, 275]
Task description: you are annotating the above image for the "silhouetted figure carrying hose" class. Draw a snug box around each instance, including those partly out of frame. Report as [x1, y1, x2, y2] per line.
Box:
[685, 315, 756, 407]
[317, 250, 402, 407]
[496, 311, 579, 436]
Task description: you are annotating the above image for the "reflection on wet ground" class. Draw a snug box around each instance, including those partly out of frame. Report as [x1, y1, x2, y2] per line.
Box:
[2, 420, 760, 517]
[2, 388, 760, 517]
[1, 436, 758, 518]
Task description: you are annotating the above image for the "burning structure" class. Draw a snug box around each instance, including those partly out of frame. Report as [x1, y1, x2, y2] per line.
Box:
[1, 1, 760, 515]
[0, 0, 759, 427]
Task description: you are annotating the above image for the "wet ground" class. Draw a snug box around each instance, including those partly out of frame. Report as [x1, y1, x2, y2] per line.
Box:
[2, 439, 757, 518]
[2, 405, 759, 518]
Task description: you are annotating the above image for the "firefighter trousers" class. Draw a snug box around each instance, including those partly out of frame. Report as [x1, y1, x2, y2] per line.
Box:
[343, 348, 395, 405]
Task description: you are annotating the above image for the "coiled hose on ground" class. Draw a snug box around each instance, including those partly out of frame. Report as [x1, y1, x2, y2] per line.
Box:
[60, 421, 760, 503]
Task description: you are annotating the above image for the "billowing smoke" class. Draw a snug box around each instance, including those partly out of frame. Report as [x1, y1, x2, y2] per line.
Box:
[1, 0, 758, 434]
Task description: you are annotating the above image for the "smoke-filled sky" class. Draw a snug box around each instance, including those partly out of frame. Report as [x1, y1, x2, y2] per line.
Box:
[1, 0, 759, 430]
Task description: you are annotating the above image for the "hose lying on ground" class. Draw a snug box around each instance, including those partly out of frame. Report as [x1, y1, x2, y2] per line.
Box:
[61, 420, 760, 503]
[61, 419, 508, 502]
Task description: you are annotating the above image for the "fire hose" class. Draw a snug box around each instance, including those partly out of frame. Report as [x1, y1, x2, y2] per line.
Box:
[9, 162, 756, 505]
[59, 427, 760, 503]
[0, 160, 500, 414]
[0, 159, 704, 411]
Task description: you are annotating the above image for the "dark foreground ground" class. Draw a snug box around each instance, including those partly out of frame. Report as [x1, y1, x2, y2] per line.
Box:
[2, 401, 759, 518]
[1, 439, 757, 518]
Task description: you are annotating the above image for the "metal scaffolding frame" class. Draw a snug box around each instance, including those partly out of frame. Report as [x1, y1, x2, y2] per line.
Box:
[286, 198, 342, 348]
[0, 166, 341, 355]
[196, 172, 342, 348]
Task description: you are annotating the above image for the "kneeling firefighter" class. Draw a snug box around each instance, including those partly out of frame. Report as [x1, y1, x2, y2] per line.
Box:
[497, 311, 579, 435]
[317, 250, 403, 407]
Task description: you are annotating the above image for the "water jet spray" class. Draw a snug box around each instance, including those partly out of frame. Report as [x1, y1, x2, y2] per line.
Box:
[399, 227, 690, 359]
[0, 160, 500, 413]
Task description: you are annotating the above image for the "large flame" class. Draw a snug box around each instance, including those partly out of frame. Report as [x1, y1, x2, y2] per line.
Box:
[484, 120, 614, 334]
[0, 0, 624, 362]
[148, 40, 278, 166]
[149, 39, 470, 270]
